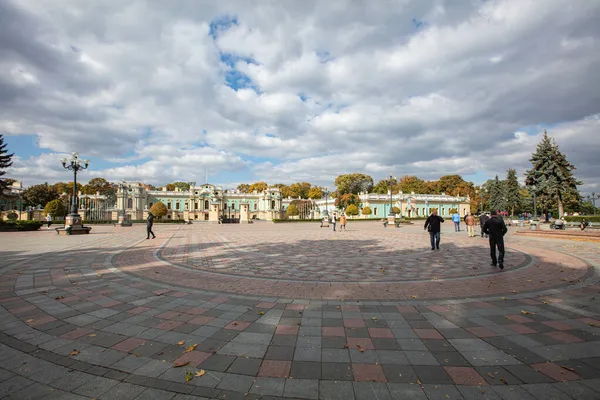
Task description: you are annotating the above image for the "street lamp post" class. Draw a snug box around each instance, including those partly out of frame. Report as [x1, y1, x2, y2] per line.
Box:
[388, 173, 395, 217]
[117, 180, 132, 227]
[587, 192, 599, 216]
[58, 153, 91, 235]
[323, 189, 330, 218]
[532, 186, 537, 220]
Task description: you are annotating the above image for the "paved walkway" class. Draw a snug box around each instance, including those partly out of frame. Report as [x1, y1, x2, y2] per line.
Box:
[0, 222, 599, 399]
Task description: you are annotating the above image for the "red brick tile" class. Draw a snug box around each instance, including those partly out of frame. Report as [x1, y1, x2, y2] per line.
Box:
[128, 306, 151, 315]
[343, 319, 366, 328]
[112, 337, 147, 352]
[28, 316, 56, 327]
[444, 366, 488, 386]
[347, 338, 374, 350]
[545, 331, 584, 344]
[471, 302, 497, 309]
[368, 328, 394, 338]
[186, 307, 209, 315]
[353, 363, 387, 382]
[465, 327, 498, 338]
[210, 297, 229, 304]
[428, 305, 450, 313]
[322, 327, 345, 337]
[531, 362, 581, 382]
[157, 320, 184, 331]
[275, 325, 299, 335]
[59, 328, 94, 340]
[172, 351, 211, 367]
[505, 315, 534, 323]
[224, 321, 251, 331]
[342, 305, 359, 312]
[258, 360, 291, 378]
[285, 304, 305, 311]
[155, 311, 182, 319]
[507, 324, 537, 334]
[188, 316, 215, 325]
[578, 318, 600, 326]
[542, 321, 574, 331]
[414, 329, 444, 340]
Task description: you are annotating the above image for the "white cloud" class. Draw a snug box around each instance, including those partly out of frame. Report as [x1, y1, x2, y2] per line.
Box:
[0, 0, 599, 193]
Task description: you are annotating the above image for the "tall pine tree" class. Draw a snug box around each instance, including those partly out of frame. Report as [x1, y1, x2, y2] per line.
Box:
[488, 175, 506, 212]
[0, 134, 14, 195]
[525, 130, 581, 217]
[504, 169, 522, 216]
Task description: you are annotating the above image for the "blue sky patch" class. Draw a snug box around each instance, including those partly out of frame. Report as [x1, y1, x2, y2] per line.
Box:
[412, 18, 427, 30]
[209, 15, 239, 39]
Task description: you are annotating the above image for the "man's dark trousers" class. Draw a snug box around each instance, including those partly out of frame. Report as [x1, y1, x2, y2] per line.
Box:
[489, 235, 505, 265]
[430, 231, 440, 249]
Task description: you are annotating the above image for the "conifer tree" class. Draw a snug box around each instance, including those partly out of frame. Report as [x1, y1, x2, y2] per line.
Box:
[0, 134, 14, 194]
[504, 169, 522, 216]
[525, 130, 581, 217]
[488, 175, 506, 212]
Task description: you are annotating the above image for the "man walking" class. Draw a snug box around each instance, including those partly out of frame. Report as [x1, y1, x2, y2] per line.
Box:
[452, 211, 461, 232]
[331, 213, 337, 232]
[424, 210, 445, 250]
[146, 212, 156, 239]
[479, 213, 489, 237]
[483, 210, 507, 269]
[465, 212, 476, 237]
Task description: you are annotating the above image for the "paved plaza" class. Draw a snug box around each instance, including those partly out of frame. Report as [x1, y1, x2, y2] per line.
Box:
[0, 222, 599, 400]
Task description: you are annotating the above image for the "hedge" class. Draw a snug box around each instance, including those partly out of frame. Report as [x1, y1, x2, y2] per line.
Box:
[564, 216, 600, 223]
[82, 219, 188, 224]
[272, 219, 323, 223]
[0, 220, 43, 231]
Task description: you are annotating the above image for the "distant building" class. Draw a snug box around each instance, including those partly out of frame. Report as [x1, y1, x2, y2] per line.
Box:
[115, 182, 285, 222]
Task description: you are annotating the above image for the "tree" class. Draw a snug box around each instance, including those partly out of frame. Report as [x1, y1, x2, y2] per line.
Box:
[291, 199, 312, 219]
[285, 203, 299, 217]
[307, 187, 323, 199]
[172, 182, 190, 191]
[438, 175, 470, 196]
[23, 183, 58, 208]
[334, 173, 373, 195]
[237, 183, 250, 193]
[149, 201, 168, 218]
[526, 130, 582, 217]
[335, 193, 361, 210]
[504, 169, 522, 216]
[346, 204, 359, 216]
[289, 182, 311, 198]
[44, 199, 66, 217]
[397, 175, 426, 193]
[0, 134, 14, 195]
[82, 178, 112, 195]
[373, 177, 397, 194]
[361, 206, 372, 216]
[249, 181, 268, 193]
[488, 175, 506, 212]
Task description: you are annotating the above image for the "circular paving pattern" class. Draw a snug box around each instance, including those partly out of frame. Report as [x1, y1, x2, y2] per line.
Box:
[0, 223, 599, 400]
[159, 229, 530, 282]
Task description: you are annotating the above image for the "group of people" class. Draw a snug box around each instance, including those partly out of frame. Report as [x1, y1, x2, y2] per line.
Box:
[425, 210, 507, 269]
[321, 213, 347, 231]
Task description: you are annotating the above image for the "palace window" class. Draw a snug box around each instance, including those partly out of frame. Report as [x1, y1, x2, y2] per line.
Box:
[127, 198, 133, 209]
[254, 203, 257, 210]
[195, 203, 198, 210]
[374, 207, 378, 216]
[271, 200, 275, 209]
[204, 200, 209, 209]
[168, 202, 172, 210]
[176, 203, 180, 210]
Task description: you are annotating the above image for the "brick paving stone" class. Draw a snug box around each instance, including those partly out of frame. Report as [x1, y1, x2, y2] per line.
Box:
[387, 383, 428, 399]
[457, 385, 503, 400]
[319, 380, 354, 400]
[353, 381, 392, 400]
[227, 357, 262, 376]
[381, 364, 418, 383]
[215, 373, 255, 393]
[531, 362, 582, 382]
[321, 362, 353, 380]
[353, 363, 387, 382]
[249, 377, 285, 396]
[521, 383, 576, 400]
[283, 378, 319, 399]
[257, 359, 291, 378]
[554, 381, 600, 400]
[444, 366, 488, 386]
[421, 383, 466, 400]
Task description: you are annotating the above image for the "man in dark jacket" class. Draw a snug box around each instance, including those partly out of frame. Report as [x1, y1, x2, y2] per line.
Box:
[483, 210, 507, 269]
[479, 213, 489, 237]
[147, 212, 156, 239]
[424, 210, 445, 250]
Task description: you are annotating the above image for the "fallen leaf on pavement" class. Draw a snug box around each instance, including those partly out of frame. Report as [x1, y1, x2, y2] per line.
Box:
[176, 341, 185, 346]
[521, 310, 536, 315]
[55, 296, 65, 300]
[174, 361, 189, 368]
[185, 344, 198, 353]
[195, 369, 206, 377]
[87, 334, 96, 337]
[185, 371, 193, 382]
[259, 311, 265, 315]
[69, 350, 79, 358]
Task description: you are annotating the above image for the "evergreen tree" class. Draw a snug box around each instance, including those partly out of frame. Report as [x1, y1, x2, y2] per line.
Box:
[0, 134, 14, 194]
[504, 169, 522, 216]
[488, 175, 506, 212]
[525, 130, 581, 217]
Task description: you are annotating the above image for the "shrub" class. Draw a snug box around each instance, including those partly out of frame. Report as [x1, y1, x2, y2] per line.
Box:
[272, 219, 322, 223]
[285, 204, 299, 217]
[44, 199, 66, 217]
[449, 208, 458, 214]
[149, 201, 168, 218]
[361, 206, 372, 215]
[392, 206, 401, 214]
[346, 204, 359, 216]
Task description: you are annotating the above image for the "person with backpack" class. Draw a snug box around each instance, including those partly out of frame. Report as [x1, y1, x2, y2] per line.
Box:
[424, 210, 445, 250]
[479, 213, 489, 237]
[483, 210, 508, 269]
[452, 211, 461, 232]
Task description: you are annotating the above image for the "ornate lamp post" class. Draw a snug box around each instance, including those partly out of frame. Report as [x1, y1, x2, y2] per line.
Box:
[532, 185, 537, 220]
[117, 180, 132, 227]
[388, 173, 395, 217]
[323, 189, 330, 218]
[58, 153, 91, 235]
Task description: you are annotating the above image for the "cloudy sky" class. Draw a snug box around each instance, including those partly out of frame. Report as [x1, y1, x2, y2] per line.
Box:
[1, 0, 599, 192]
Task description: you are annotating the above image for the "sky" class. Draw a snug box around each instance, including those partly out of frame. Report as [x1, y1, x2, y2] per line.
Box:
[1, 0, 599, 193]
